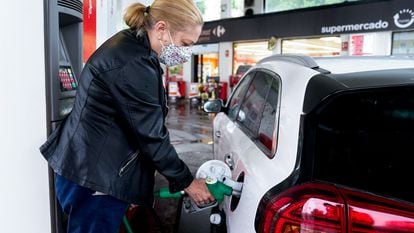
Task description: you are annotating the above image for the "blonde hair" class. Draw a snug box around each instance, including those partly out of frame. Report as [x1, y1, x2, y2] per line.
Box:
[123, 0, 203, 33]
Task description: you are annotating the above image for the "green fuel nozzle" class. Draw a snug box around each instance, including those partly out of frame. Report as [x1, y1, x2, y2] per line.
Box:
[154, 177, 233, 204]
[205, 177, 232, 204]
[154, 188, 184, 199]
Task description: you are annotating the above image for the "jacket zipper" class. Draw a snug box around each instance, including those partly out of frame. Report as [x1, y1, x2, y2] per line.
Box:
[118, 151, 139, 177]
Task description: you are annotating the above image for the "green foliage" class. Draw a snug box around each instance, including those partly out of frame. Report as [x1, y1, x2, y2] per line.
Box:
[195, 0, 206, 14]
[231, 0, 242, 11]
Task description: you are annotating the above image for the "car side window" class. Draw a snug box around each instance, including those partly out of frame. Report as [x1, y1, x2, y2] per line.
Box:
[257, 77, 281, 158]
[227, 72, 254, 120]
[237, 72, 272, 136]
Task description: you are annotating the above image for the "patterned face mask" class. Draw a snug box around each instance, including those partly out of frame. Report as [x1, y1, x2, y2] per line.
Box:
[158, 30, 192, 67]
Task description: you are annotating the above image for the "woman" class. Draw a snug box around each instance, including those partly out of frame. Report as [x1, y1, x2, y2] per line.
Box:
[39, 0, 214, 232]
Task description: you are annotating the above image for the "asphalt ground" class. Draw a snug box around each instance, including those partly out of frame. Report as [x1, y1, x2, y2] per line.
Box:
[153, 99, 216, 233]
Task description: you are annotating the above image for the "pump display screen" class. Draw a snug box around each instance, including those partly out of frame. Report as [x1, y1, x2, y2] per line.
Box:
[59, 66, 77, 91]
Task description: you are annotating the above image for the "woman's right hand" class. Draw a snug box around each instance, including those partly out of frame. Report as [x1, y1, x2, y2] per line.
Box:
[184, 179, 215, 206]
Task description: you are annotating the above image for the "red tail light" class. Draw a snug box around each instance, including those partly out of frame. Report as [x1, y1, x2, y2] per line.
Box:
[259, 183, 414, 233]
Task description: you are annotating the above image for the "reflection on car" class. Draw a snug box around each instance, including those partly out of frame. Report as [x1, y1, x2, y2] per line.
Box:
[204, 54, 414, 233]
[229, 64, 253, 88]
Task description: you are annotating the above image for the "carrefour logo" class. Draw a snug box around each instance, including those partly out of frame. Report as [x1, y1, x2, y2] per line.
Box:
[394, 9, 414, 28]
[212, 25, 226, 38]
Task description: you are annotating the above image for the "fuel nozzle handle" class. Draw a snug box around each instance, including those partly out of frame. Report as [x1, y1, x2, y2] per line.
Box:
[154, 189, 184, 199]
[205, 177, 232, 204]
[154, 177, 233, 204]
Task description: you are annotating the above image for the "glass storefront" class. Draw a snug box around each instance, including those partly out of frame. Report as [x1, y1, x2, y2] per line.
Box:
[197, 53, 219, 83]
[233, 41, 273, 74]
[192, 44, 220, 83]
[194, 0, 221, 21]
[282, 37, 341, 57]
[195, 0, 363, 21]
[231, 0, 244, 17]
[195, 0, 363, 20]
[265, 0, 360, 13]
[392, 31, 414, 55]
[195, 0, 245, 21]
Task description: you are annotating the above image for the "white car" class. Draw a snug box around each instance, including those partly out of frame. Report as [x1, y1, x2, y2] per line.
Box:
[203, 54, 414, 233]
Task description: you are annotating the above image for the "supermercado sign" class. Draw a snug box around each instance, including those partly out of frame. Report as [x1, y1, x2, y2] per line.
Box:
[198, 0, 414, 44]
[321, 20, 389, 34]
[321, 8, 414, 35]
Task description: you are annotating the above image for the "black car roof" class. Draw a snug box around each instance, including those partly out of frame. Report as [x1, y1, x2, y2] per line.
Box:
[330, 68, 414, 88]
[303, 69, 414, 113]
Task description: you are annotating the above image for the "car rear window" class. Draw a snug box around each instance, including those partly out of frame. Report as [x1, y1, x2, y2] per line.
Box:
[310, 86, 414, 203]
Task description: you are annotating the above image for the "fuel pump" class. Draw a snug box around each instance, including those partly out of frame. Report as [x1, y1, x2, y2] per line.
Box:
[44, 1, 83, 232]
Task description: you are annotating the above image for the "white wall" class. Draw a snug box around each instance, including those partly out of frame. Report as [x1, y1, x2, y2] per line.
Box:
[372, 31, 392, 56]
[0, 1, 50, 233]
[97, 0, 120, 47]
[97, 0, 154, 46]
[183, 60, 193, 98]
[122, 0, 153, 11]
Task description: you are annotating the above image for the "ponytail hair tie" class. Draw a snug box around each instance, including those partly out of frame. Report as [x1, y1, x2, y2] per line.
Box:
[144, 5, 150, 16]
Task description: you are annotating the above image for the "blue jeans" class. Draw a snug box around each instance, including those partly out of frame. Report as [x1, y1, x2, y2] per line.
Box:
[55, 174, 128, 233]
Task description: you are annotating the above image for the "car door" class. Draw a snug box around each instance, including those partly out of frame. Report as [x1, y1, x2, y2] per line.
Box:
[213, 71, 255, 162]
[214, 69, 282, 232]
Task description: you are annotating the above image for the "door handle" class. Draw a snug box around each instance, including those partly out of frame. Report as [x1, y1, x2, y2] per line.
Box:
[224, 153, 234, 170]
[215, 130, 222, 138]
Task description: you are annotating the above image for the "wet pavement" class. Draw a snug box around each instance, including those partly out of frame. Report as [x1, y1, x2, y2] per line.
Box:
[153, 98, 216, 233]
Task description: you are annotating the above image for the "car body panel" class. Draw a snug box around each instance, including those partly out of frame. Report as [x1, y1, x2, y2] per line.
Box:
[209, 55, 414, 233]
[214, 61, 319, 232]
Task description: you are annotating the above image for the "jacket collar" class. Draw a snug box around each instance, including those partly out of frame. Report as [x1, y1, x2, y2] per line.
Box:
[133, 29, 158, 58]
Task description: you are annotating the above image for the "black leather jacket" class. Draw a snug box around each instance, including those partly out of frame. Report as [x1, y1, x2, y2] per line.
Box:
[40, 29, 193, 205]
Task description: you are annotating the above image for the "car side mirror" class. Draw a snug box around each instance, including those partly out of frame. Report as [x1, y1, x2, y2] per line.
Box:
[203, 99, 223, 113]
